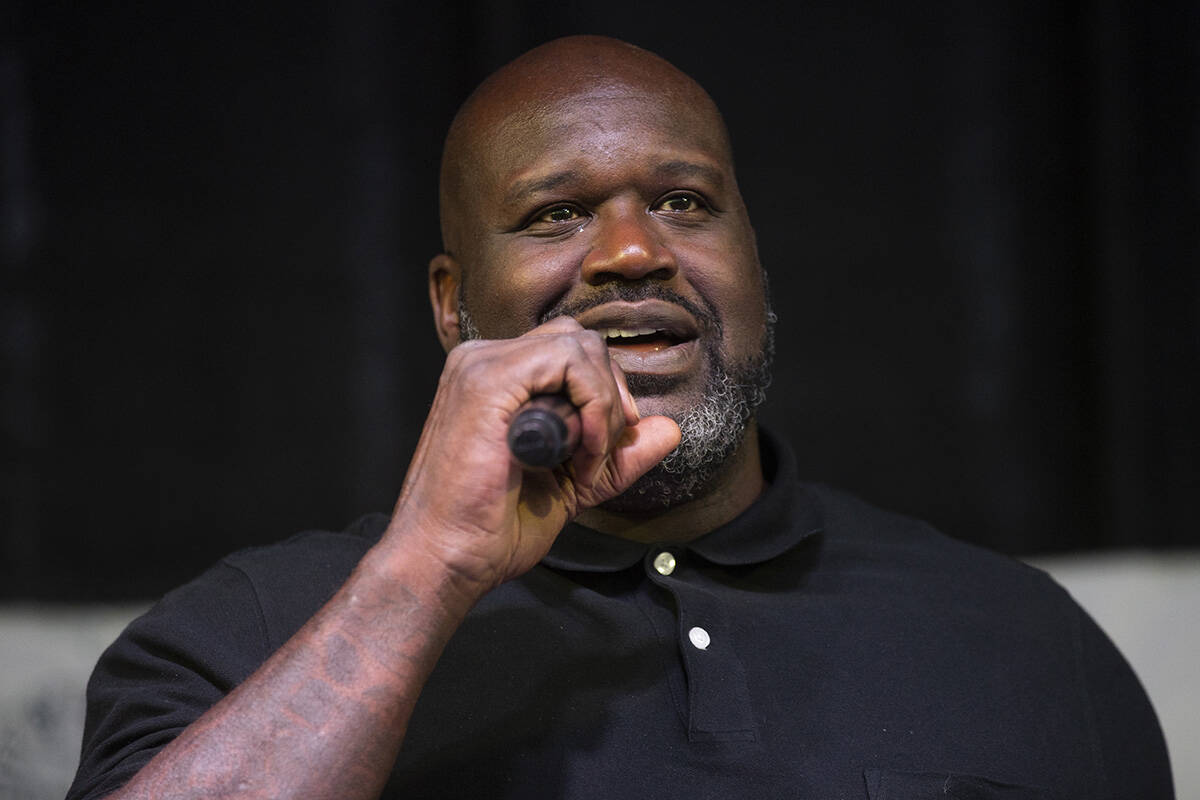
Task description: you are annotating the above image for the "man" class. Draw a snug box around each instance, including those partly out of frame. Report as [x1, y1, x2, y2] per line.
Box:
[69, 36, 1172, 799]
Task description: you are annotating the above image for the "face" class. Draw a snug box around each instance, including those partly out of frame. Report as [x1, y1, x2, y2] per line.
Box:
[436, 79, 773, 506]
[447, 86, 767, 400]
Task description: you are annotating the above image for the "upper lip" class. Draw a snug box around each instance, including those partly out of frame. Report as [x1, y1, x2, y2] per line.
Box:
[573, 300, 700, 343]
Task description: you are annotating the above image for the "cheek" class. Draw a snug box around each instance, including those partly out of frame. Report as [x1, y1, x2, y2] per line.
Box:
[680, 237, 767, 358]
[464, 242, 579, 338]
[721, 277, 769, 361]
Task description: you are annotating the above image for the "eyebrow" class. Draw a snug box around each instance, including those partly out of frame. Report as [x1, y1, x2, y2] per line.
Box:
[503, 159, 727, 207]
[652, 160, 726, 189]
[504, 171, 578, 206]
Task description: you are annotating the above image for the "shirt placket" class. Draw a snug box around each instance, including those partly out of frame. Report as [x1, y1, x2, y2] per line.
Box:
[640, 546, 758, 742]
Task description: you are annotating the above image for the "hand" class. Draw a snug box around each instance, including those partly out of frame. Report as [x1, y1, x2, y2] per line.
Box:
[381, 317, 681, 596]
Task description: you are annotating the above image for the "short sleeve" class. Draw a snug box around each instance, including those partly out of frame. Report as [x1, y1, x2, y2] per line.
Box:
[65, 561, 271, 800]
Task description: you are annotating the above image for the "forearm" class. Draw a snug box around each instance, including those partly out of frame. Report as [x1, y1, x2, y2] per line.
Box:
[106, 540, 480, 800]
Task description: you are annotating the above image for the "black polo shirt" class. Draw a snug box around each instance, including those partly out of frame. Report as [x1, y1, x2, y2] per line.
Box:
[69, 432, 1173, 799]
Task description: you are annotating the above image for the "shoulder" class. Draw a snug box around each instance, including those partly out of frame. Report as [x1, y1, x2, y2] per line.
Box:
[208, 512, 389, 647]
[219, 514, 386, 591]
[806, 482, 1044, 571]
[763, 431, 1064, 608]
[117, 513, 389, 667]
[802, 482, 1075, 620]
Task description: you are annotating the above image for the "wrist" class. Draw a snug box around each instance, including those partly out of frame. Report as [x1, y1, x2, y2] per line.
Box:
[356, 523, 494, 625]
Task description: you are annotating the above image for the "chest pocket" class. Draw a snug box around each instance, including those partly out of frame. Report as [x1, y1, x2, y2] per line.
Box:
[864, 769, 1053, 800]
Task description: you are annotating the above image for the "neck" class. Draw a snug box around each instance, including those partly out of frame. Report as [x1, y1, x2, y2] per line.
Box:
[576, 419, 764, 544]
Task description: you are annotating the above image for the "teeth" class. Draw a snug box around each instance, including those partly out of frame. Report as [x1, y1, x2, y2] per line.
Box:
[597, 327, 661, 339]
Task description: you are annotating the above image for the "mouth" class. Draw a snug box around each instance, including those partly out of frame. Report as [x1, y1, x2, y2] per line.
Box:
[575, 300, 700, 346]
[593, 326, 687, 353]
[573, 300, 704, 379]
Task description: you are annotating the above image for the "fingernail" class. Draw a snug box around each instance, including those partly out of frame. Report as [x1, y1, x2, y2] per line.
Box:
[621, 383, 639, 421]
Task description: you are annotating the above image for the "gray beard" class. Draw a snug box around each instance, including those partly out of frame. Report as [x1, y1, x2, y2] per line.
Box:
[605, 345, 771, 512]
[457, 281, 775, 510]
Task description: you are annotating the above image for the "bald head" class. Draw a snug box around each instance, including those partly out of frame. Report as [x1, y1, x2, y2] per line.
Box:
[438, 36, 734, 257]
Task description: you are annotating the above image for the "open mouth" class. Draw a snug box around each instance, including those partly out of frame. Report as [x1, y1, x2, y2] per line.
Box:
[571, 299, 704, 375]
[595, 327, 686, 353]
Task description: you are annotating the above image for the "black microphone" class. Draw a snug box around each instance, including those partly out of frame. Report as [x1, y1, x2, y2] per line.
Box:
[507, 394, 581, 469]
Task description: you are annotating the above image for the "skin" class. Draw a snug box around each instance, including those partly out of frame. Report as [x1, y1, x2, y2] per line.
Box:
[102, 37, 768, 799]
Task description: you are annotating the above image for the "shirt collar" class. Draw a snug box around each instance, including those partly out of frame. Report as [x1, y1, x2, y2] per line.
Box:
[543, 428, 823, 573]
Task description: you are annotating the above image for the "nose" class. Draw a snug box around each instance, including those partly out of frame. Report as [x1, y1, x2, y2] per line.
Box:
[580, 204, 677, 285]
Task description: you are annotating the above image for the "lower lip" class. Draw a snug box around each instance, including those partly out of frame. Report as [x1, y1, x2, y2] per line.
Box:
[606, 339, 701, 377]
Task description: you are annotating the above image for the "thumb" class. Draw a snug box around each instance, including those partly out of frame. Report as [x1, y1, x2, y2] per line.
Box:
[587, 415, 682, 504]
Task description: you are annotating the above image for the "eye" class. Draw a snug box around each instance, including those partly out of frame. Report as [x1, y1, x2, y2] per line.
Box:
[534, 204, 584, 224]
[517, 202, 590, 237]
[655, 192, 706, 213]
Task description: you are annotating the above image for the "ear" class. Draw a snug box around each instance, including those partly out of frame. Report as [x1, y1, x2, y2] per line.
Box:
[429, 252, 463, 353]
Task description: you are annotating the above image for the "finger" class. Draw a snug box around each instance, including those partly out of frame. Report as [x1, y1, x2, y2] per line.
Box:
[610, 361, 639, 426]
[525, 315, 586, 337]
[562, 332, 623, 458]
[521, 322, 628, 437]
[584, 415, 682, 503]
[589, 335, 629, 455]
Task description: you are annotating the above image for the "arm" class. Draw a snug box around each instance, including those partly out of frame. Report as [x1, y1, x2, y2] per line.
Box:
[105, 541, 476, 800]
[92, 318, 680, 800]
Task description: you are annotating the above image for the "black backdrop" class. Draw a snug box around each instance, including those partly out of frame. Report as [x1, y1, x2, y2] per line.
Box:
[2, 1, 1197, 601]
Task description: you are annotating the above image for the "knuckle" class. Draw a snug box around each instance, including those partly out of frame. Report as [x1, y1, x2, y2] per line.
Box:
[560, 335, 592, 363]
[444, 344, 494, 389]
[545, 315, 580, 331]
[590, 394, 617, 426]
[457, 358, 492, 388]
[445, 339, 482, 367]
[583, 332, 610, 359]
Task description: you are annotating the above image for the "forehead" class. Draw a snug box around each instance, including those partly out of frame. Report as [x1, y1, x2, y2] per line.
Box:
[472, 87, 733, 194]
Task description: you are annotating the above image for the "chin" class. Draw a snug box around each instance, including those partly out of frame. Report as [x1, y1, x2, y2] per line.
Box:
[600, 448, 734, 514]
[606, 424, 750, 515]
[609, 357, 764, 513]
[599, 466, 705, 514]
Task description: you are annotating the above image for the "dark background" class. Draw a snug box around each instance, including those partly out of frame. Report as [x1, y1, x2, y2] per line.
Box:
[2, 1, 1196, 602]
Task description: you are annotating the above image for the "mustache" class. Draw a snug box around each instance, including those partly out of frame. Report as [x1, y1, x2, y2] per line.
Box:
[538, 282, 723, 339]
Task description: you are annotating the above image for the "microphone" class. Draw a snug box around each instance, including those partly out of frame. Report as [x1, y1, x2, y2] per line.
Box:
[507, 394, 581, 469]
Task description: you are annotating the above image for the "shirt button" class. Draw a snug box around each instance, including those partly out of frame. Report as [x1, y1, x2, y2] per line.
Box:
[688, 626, 711, 650]
[652, 551, 676, 576]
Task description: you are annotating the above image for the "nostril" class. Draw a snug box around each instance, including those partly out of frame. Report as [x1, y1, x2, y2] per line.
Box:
[586, 266, 675, 285]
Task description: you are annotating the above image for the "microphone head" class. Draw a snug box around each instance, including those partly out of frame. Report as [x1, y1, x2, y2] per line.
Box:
[508, 407, 570, 469]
